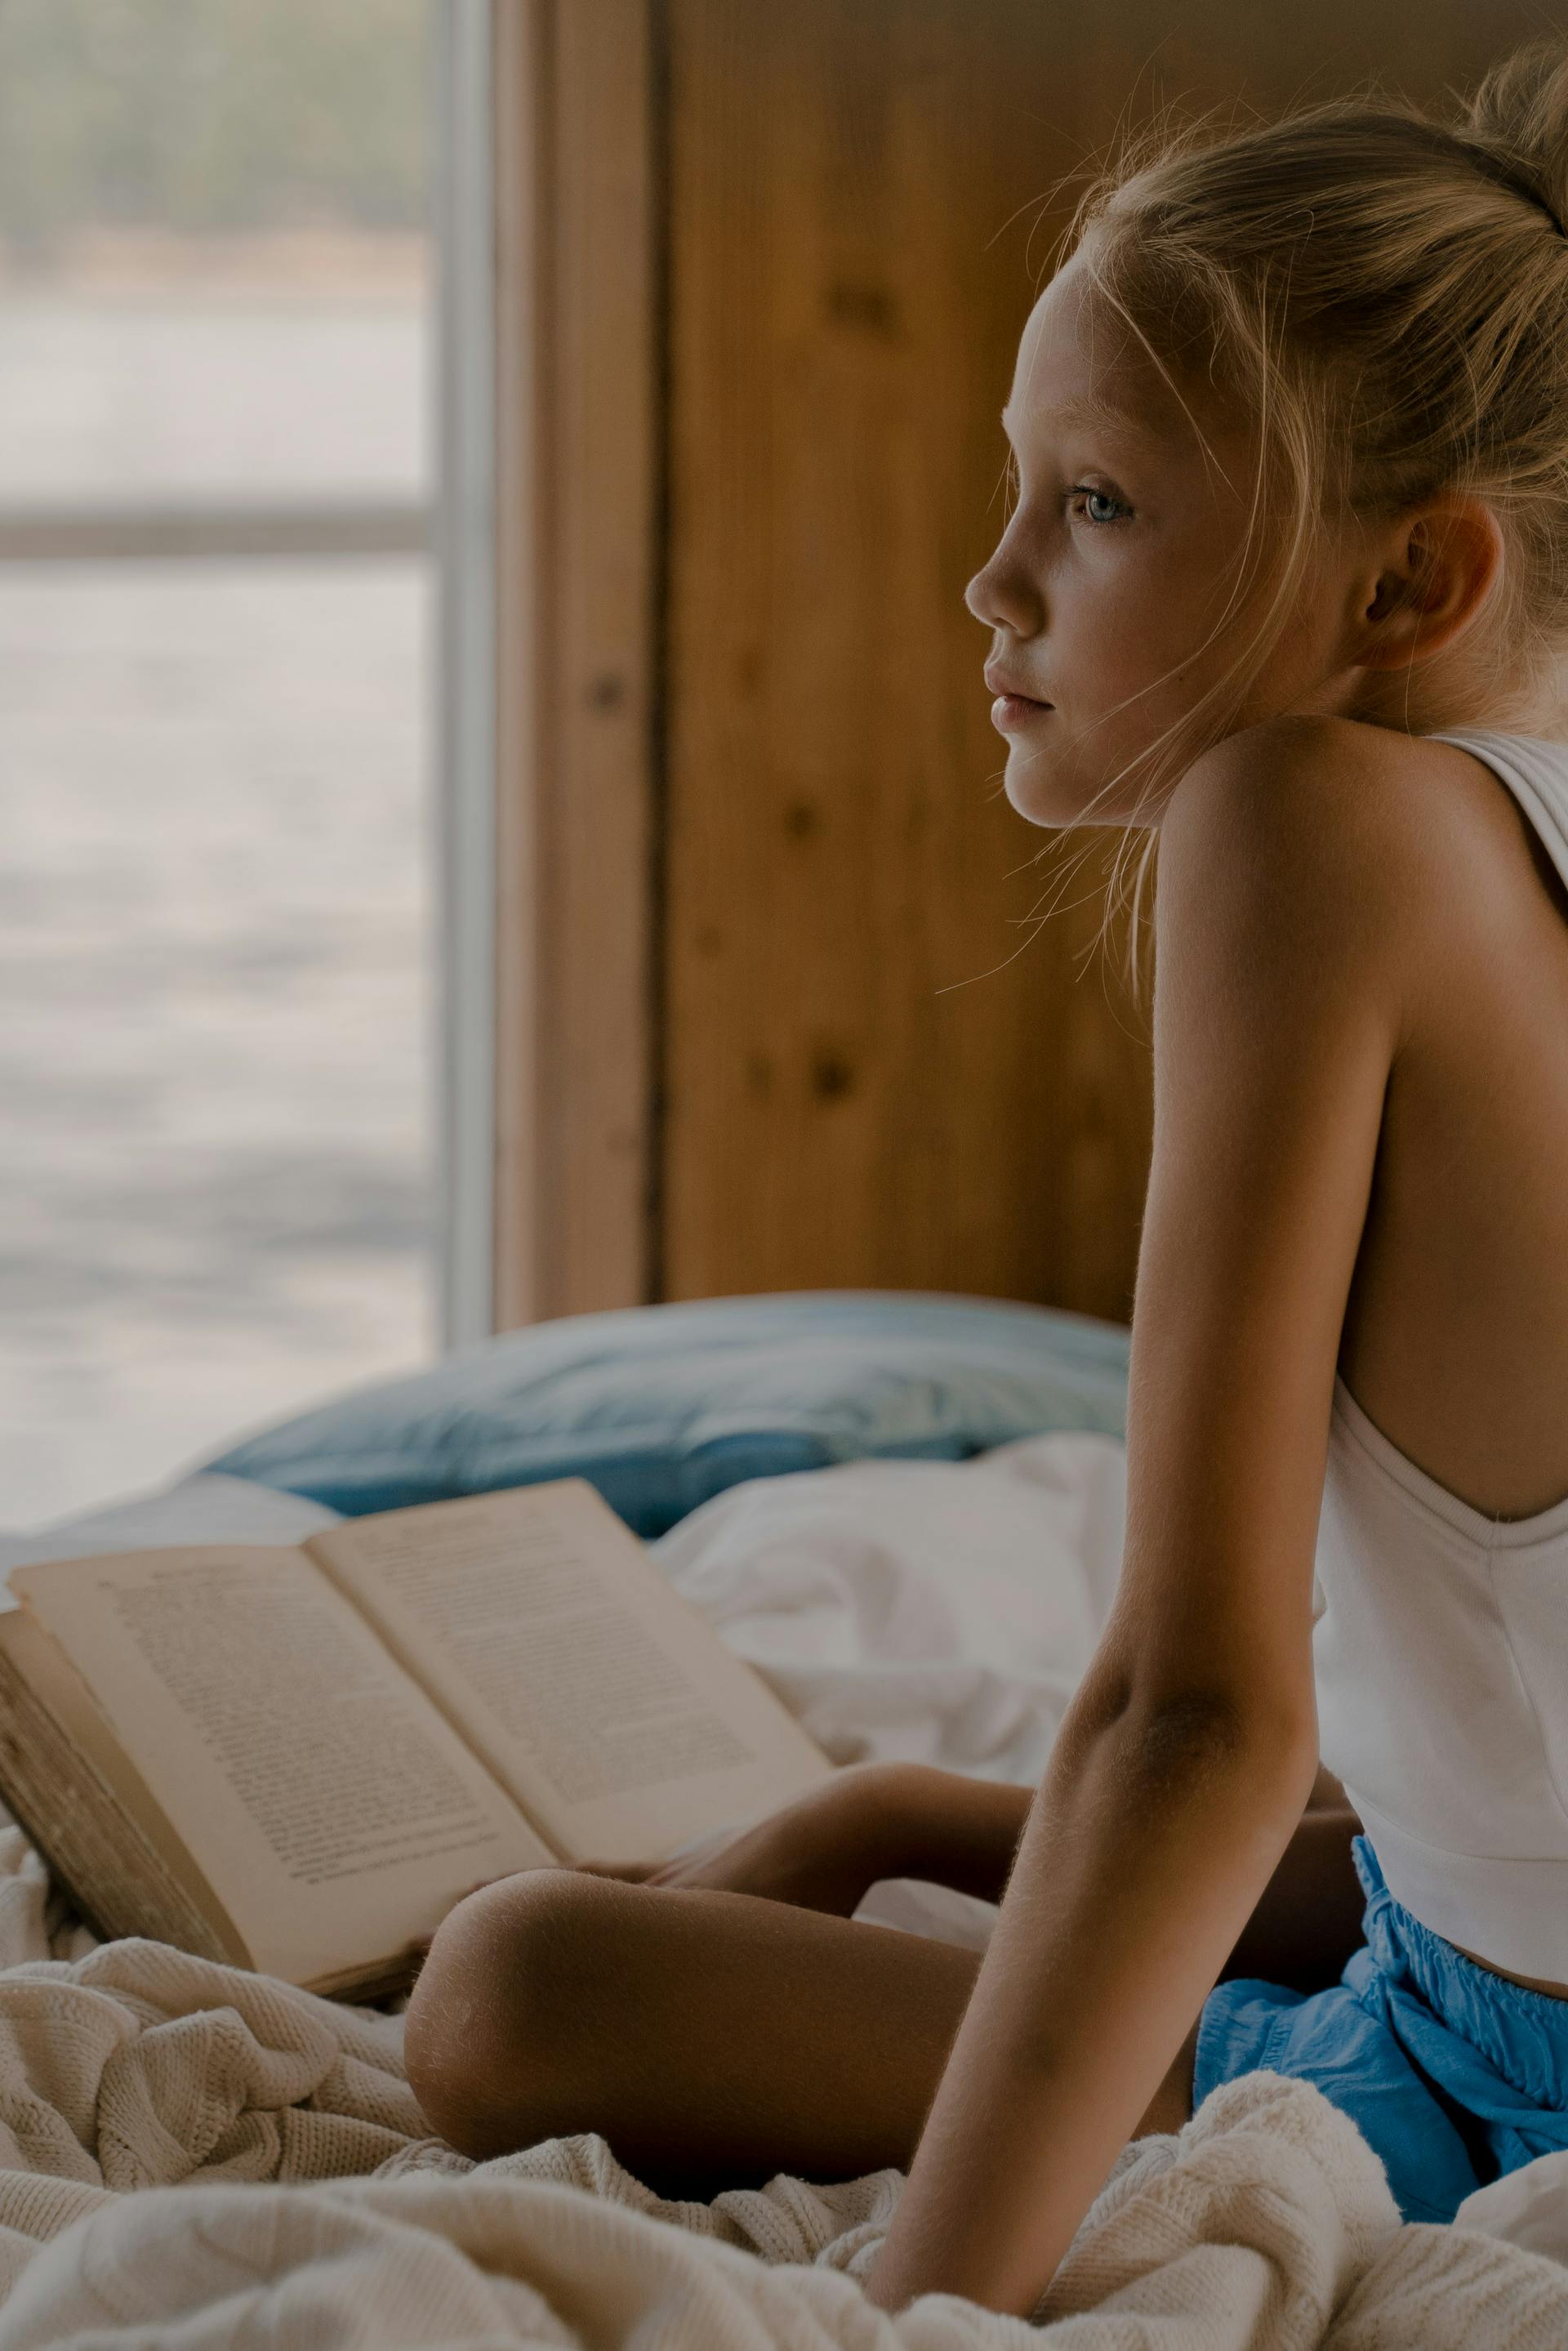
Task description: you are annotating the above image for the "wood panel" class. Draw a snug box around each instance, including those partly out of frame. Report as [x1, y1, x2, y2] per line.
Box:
[658, 0, 1549, 1321]
[491, 0, 660, 1327]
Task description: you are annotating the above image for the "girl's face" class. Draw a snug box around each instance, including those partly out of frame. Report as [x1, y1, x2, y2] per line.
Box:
[965, 249, 1347, 829]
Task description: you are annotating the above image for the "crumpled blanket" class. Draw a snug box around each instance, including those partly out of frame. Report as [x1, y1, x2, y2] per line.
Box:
[0, 1837, 1558, 2347]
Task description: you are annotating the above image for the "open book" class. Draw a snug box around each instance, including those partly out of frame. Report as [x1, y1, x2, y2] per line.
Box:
[0, 1479, 833, 2000]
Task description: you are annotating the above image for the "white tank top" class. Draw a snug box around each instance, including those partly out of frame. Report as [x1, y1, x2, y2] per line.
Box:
[1312, 728, 1568, 1981]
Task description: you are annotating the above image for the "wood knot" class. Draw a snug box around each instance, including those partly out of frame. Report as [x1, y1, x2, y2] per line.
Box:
[809, 1051, 856, 1100]
[824, 280, 901, 337]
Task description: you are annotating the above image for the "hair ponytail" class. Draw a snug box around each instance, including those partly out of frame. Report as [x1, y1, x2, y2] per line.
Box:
[1464, 40, 1568, 242]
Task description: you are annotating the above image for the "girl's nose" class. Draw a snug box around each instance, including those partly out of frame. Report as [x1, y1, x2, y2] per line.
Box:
[964, 552, 1042, 640]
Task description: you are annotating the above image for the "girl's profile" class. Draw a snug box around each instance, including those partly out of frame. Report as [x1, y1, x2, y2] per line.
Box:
[407, 37, 1568, 2319]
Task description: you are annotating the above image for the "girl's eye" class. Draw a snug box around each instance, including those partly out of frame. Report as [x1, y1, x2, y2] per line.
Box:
[1070, 485, 1131, 525]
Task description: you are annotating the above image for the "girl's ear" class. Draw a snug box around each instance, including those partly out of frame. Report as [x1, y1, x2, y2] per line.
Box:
[1354, 496, 1504, 672]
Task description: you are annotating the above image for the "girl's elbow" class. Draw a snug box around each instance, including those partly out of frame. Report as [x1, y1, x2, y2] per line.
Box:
[1089, 1680, 1319, 1808]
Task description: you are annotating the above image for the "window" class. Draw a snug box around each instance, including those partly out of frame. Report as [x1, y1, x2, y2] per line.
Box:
[0, 0, 443, 1527]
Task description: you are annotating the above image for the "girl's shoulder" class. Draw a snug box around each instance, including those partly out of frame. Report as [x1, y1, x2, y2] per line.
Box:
[1169, 712, 1476, 832]
[1161, 715, 1514, 951]
[1158, 716, 1443, 964]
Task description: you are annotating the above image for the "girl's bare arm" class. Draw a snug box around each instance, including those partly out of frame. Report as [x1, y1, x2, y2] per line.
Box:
[862, 736, 1406, 2318]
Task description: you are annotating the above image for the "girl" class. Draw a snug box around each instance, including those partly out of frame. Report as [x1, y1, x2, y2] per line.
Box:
[407, 39, 1568, 2319]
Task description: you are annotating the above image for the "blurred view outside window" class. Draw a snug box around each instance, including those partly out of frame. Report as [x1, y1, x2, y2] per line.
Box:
[0, 0, 438, 1528]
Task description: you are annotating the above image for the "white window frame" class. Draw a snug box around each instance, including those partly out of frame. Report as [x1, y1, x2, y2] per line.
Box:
[433, 0, 499, 1350]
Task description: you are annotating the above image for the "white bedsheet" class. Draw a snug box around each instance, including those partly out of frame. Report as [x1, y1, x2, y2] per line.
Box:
[0, 1469, 343, 1582]
[0, 1435, 1565, 2343]
[651, 1433, 1131, 1782]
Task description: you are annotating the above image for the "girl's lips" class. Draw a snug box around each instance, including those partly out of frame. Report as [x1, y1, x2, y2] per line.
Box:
[991, 693, 1053, 731]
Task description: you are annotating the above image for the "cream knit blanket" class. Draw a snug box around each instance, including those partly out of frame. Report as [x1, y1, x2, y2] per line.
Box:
[0, 1835, 1557, 2347]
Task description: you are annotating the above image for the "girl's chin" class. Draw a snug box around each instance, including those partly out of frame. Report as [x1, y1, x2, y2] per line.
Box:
[1004, 745, 1157, 831]
[1003, 761, 1083, 829]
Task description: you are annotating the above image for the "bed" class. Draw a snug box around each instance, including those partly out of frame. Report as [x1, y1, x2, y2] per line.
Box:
[0, 1288, 1563, 2346]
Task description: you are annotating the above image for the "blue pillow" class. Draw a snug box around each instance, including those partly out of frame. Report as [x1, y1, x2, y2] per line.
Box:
[201, 1288, 1130, 1540]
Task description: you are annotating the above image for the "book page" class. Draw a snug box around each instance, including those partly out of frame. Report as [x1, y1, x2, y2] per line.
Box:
[10, 1546, 556, 1987]
[0, 1608, 251, 1962]
[306, 1480, 832, 1863]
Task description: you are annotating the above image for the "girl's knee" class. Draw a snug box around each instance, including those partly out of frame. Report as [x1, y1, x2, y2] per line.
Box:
[404, 1867, 616, 2157]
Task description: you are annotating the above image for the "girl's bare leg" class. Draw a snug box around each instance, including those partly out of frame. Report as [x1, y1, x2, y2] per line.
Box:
[404, 1868, 1196, 2197]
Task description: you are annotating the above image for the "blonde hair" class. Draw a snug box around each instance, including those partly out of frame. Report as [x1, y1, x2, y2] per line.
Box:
[1018, 41, 1568, 1009]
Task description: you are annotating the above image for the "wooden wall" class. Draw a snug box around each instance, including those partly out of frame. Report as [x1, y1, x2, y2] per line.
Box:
[490, 0, 661, 1329]
[492, 0, 1549, 1332]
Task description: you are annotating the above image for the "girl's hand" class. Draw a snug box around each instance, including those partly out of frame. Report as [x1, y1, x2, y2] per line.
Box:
[575, 1761, 922, 1915]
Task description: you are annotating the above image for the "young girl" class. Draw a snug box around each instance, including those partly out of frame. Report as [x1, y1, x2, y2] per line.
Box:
[407, 38, 1568, 2318]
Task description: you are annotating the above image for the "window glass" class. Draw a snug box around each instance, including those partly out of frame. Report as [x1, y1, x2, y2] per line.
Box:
[0, 0, 430, 502]
[0, 0, 435, 1529]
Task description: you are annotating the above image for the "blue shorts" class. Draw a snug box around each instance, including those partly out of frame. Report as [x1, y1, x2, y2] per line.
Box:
[1196, 1836, 1568, 2224]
